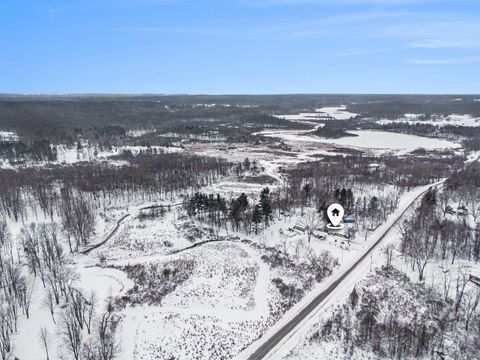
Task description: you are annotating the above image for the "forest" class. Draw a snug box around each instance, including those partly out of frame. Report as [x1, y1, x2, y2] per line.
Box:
[1, 94, 479, 360]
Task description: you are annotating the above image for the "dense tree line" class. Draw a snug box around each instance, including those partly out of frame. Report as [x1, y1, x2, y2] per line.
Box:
[0, 152, 233, 224]
[349, 99, 480, 120]
[0, 96, 307, 144]
[0, 139, 57, 164]
[286, 154, 462, 192]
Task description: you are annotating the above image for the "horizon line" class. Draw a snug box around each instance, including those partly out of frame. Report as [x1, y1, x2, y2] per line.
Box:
[1, 92, 480, 97]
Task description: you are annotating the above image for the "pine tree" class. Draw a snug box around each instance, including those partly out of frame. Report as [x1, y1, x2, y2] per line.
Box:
[230, 193, 249, 231]
[347, 188, 354, 214]
[340, 188, 348, 208]
[349, 287, 359, 308]
[252, 204, 262, 235]
[260, 187, 272, 227]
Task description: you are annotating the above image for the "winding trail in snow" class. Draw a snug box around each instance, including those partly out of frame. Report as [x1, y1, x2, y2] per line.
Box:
[81, 202, 186, 255]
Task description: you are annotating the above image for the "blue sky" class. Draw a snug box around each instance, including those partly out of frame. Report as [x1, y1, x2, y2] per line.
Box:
[1, 0, 479, 94]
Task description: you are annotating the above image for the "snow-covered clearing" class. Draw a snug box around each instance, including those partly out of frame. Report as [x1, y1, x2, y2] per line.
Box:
[315, 106, 358, 120]
[126, 129, 156, 137]
[55, 144, 183, 164]
[112, 240, 277, 360]
[273, 106, 357, 123]
[0, 130, 19, 141]
[0, 143, 184, 169]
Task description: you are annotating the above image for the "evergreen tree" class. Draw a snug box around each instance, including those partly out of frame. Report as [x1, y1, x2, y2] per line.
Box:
[349, 287, 359, 308]
[346, 188, 354, 214]
[252, 204, 262, 234]
[260, 187, 272, 227]
[334, 188, 340, 201]
[230, 193, 249, 231]
[340, 188, 348, 208]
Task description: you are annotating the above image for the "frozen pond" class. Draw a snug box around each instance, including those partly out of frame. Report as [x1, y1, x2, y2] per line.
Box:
[320, 130, 461, 152]
[258, 129, 461, 153]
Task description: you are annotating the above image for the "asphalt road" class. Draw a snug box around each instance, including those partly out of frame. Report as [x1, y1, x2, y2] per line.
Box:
[246, 183, 440, 360]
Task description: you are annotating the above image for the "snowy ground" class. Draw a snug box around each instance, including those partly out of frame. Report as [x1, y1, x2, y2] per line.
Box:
[55, 144, 184, 164]
[273, 106, 358, 122]
[115, 241, 277, 360]
[316, 106, 358, 120]
[0, 143, 184, 169]
[5, 104, 470, 360]
[0, 130, 19, 141]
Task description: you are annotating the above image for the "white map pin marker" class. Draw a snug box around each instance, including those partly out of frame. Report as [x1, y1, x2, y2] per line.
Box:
[327, 203, 344, 228]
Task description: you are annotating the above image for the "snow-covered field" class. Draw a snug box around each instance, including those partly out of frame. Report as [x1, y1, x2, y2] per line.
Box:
[115, 241, 276, 360]
[273, 106, 357, 122]
[316, 106, 358, 120]
[0, 130, 19, 141]
[55, 144, 184, 164]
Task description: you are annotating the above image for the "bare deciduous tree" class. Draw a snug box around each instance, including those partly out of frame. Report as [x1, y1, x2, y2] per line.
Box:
[39, 327, 50, 360]
[439, 189, 452, 216]
[464, 288, 480, 331]
[42, 291, 56, 324]
[304, 210, 323, 243]
[60, 308, 83, 360]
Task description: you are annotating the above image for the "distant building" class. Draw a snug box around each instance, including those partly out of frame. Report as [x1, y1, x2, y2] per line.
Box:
[344, 216, 356, 224]
[294, 224, 308, 232]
